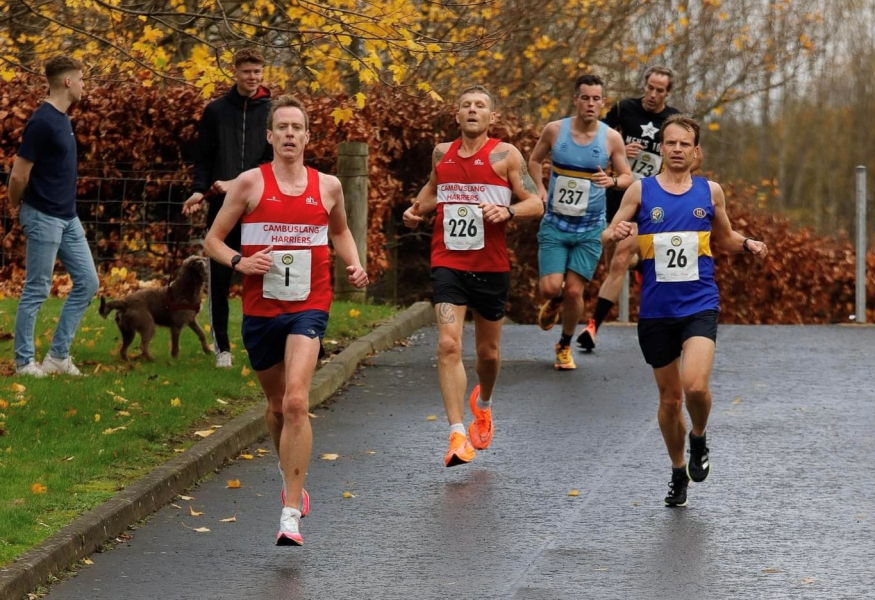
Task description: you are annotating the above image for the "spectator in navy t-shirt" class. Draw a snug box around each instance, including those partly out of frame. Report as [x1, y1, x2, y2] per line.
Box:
[7, 56, 99, 377]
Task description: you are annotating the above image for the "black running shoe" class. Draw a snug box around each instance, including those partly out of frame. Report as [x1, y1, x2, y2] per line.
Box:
[687, 432, 710, 483]
[664, 467, 689, 507]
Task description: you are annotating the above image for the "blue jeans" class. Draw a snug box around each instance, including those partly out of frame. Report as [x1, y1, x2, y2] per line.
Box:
[14, 203, 99, 367]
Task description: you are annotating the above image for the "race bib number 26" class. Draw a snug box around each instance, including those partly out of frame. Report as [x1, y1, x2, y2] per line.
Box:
[443, 204, 485, 250]
[653, 232, 700, 282]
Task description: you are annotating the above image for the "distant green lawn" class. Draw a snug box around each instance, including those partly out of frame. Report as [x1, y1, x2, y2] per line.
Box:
[0, 297, 397, 566]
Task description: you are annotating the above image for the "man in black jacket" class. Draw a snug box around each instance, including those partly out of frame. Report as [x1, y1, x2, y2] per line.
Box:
[183, 48, 273, 368]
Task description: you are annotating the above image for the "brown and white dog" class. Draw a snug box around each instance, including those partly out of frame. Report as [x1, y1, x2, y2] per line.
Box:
[99, 255, 212, 361]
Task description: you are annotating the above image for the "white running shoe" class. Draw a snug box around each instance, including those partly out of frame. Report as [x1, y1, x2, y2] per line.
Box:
[16, 361, 46, 378]
[42, 355, 82, 376]
[276, 507, 303, 546]
[216, 351, 232, 368]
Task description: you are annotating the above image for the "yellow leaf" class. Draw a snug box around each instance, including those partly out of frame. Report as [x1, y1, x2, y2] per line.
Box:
[189, 505, 203, 516]
[321, 453, 340, 460]
[179, 495, 194, 501]
[330, 107, 354, 125]
[0, 400, 8, 410]
[194, 430, 214, 438]
[349, 309, 361, 318]
[354, 92, 366, 109]
[426, 415, 437, 421]
[708, 122, 720, 131]
[428, 90, 444, 103]
[343, 491, 356, 498]
[117, 410, 130, 417]
[732, 397, 742, 405]
[31, 482, 48, 494]
[171, 398, 181, 407]
[192, 527, 210, 533]
[95, 413, 101, 422]
[216, 399, 228, 405]
[83, 558, 94, 565]
[256, 448, 271, 454]
[238, 454, 254, 460]
[65, 408, 77, 418]
[220, 515, 237, 523]
[241, 366, 251, 377]
[226, 479, 242, 489]
[10, 383, 26, 393]
[568, 489, 580, 496]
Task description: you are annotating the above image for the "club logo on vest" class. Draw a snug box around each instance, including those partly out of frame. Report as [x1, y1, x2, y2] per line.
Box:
[305, 196, 318, 205]
[590, 147, 602, 159]
[650, 207, 664, 223]
[474, 159, 484, 166]
[266, 195, 280, 202]
[282, 254, 294, 265]
[457, 207, 469, 217]
[671, 235, 683, 247]
[693, 207, 706, 218]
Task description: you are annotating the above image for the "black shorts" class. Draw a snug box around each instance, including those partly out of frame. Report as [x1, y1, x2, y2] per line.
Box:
[637, 310, 718, 369]
[242, 310, 328, 371]
[431, 267, 510, 322]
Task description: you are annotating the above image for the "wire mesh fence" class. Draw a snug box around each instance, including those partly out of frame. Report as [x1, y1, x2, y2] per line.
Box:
[1, 174, 205, 279]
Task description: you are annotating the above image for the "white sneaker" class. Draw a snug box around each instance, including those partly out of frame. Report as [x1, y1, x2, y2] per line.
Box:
[16, 361, 46, 378]
[41, 355, 82, 376]
[276, 507, 303, 546]
[216, 351, 232, 368]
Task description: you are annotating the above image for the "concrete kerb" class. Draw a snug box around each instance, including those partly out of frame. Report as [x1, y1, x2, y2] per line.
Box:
[0, 301, 435, 600]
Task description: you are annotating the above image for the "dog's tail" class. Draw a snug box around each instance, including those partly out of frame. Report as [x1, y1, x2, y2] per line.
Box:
[99, 296, 126, 319]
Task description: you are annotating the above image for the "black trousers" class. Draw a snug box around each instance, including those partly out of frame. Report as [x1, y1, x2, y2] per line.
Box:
[206, 198, 241, 354]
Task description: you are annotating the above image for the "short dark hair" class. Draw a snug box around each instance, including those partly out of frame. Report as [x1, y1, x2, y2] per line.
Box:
[458, 85, 494, 110]
[45, 56, 83, 86]
[268, 95, 308, 130]
[660, 114, 700, 146]
[574, 74, 605, 96]
[643, 65, 675, 91]
[234, 48, 265, 68]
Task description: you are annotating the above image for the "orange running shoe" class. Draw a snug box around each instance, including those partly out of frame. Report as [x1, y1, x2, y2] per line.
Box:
[467, 384, 494, 450]
[554, 343, 576, 371]
[537, 297, 563, 331]
[576, 319, 597, 352]
[444, 431, 476, 467]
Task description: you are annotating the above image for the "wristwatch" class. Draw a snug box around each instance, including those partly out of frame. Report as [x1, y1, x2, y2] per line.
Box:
[506, 206, 515, 220]
[230, 254, 243, 271]
[612, 176, 618, 188]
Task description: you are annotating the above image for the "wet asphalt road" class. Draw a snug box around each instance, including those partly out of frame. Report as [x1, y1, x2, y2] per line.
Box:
[45, 324, 875, 599]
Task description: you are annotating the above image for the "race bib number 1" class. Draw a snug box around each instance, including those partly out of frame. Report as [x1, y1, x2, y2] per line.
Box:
[630, 151, 663, 180]
[552, 175, 591, 217]
[653, 232, 700, 282]
[443, 204, 485, 250]
[263, 250, 311, 301]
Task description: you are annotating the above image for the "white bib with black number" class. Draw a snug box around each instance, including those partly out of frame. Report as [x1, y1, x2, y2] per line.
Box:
[263, 250, 311, 301]
[552, 175, 591, 217]
[630, 151, 663, 180]
[443, 204, 485, 251]
[653, 232, 699, 282]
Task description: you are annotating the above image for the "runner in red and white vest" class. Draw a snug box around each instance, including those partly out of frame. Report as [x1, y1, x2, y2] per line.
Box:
[205, 95, 367, 547]
[403, 85, 544, 468]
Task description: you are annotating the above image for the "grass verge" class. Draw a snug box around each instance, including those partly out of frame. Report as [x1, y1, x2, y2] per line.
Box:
[0, 297, 397, 565]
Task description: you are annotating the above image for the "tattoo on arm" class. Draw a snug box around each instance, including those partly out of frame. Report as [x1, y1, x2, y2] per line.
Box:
[521, 165, 538, 194]
[490, 150, 509, 165]
[437, 303, 456, 324]
[434, 148, 445, 166]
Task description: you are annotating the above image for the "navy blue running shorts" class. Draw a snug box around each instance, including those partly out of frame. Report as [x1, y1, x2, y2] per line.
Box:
[242, 310, 328, 371]
[431, 267, 510, 322]
[637, 309, 718, 369]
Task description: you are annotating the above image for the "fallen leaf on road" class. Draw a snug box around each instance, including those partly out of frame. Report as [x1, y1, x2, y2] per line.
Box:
[802, 577, 816, 584]
[83, 558, 94, 565]
[321, 453, 339, 460]
[732, 397, 742, 404]
[762, 568, 781, 574]
[365, 451, 376, 455]
[308, 412, 318, 418]
[174, 448, 185, 453]
[194, 430, 214, 438]
[343, 491, 356, 498]
[220, 512, 238, 523]
[189, 505, 203, 516]
[170, 504, 181, 509]
[426, 415, 437, 421]
[568, 490, 579, 497]
[257, 448, 271, 455]
[226, 479, 242, 489]
[179, 495, 194, 501]
[594, 567, 609, 571]
[238, 454, 254, 460]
